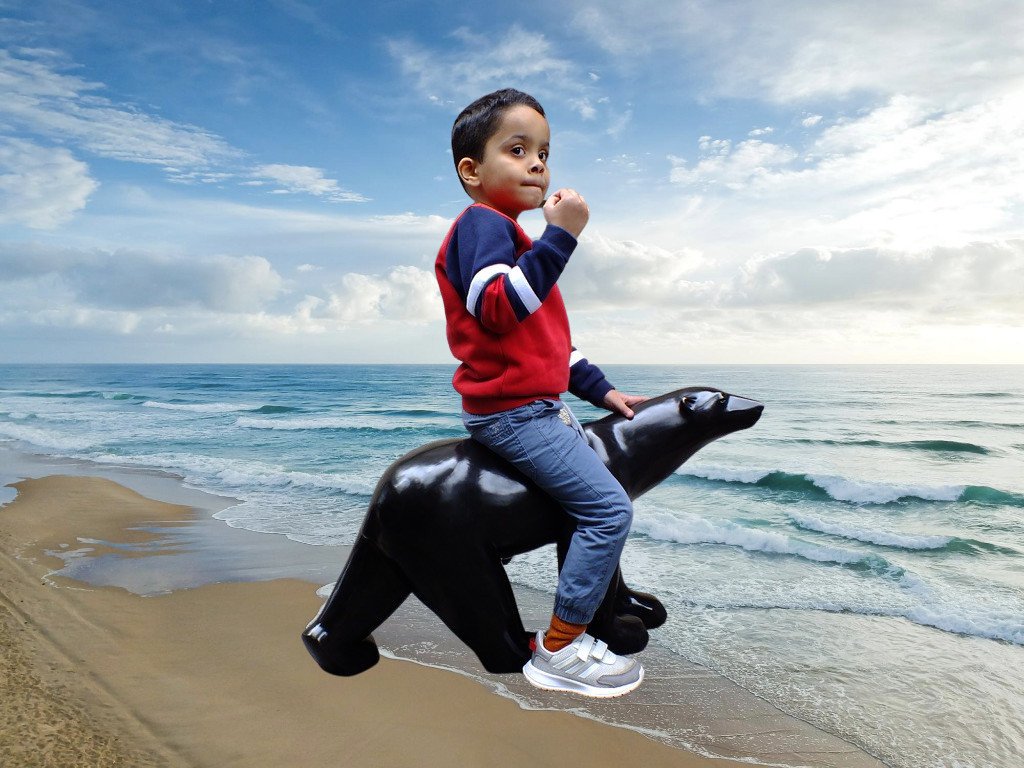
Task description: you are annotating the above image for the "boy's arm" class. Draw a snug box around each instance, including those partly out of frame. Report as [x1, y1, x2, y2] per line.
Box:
[569, 348, 647, 419]
[446, 206, 576, 334]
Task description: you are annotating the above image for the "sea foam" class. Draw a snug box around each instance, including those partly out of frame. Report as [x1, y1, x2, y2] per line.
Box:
[788, 512, 952, 550]
[87, 451, 379, 497]
[632, 511, 901, 574]
[0, 422, 103, 451]
[676, 466, 1000, 505]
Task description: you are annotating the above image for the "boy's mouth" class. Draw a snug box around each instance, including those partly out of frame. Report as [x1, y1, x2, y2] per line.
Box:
[522, 182, 546, 205]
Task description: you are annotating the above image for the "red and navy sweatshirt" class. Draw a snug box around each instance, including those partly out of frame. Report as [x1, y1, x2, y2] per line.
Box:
[435, 203, 613, 415]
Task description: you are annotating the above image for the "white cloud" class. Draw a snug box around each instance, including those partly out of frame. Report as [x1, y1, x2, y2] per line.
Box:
[252, 164, 369, 203]
[0, 49, 238, 168]
[89, 253, 284, 312]
[664, 91, 1024, 252]
[0, 238, 445, 345]
[556, 228, 1024, 337]
[0, 137, 97, 228]
[562, 232, 708, 309]
[386, 25, 628, 129]
[722, 241, 1024, 313]
[0, 243, 284, 312]
[16, 305, 144, 335]
[571, 1, 1024, 105]
[570, 7, 646, 58]
[591, 304, 1024, 365]
[669, 137, 798, 190]
[319, 266, 440, 325]
[561, 236, 1024, 365]
[605, 109, 633, 138]
[388, 26, 576, 105]
[0, 49, 369, 203]
[31, 187, 452, 274]
[570, 97, 597, 120]
[727, 3, 1024, 105]
[565, 0, 1024, 279]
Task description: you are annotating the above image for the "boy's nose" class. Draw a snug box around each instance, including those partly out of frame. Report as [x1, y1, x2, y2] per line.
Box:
[529, 158, 545, 173]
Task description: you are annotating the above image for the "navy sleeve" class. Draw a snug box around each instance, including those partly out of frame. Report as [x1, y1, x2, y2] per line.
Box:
[568, 347, 615, 407]
[505, 224, 577, 321]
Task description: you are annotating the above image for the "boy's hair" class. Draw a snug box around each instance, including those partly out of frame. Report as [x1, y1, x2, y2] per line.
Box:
[451, 89, 545, 188]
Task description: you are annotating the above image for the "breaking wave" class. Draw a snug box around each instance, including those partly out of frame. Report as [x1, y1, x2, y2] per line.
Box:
[676, 468, 1024, 507]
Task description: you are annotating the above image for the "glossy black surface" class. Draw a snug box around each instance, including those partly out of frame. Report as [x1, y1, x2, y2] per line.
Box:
[303, 386, 764, 675]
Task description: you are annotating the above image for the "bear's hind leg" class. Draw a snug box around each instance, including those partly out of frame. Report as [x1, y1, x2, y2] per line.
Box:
[400, 542, 532, 674]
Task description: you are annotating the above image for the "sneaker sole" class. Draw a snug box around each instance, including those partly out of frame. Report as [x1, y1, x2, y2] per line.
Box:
[522, 660, 644, 698]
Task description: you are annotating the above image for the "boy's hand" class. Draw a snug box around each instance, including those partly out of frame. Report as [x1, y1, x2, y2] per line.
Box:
[543, 189, 589, 238]
[603, 390, 648, 420]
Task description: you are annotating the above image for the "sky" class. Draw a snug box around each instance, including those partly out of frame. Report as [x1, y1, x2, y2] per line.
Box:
[1, 0, 1022, 365]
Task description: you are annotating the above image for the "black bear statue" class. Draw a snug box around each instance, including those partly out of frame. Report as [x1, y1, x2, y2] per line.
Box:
[303, 386, 763, 676]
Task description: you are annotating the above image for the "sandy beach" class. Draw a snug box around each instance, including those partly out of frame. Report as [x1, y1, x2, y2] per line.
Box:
[0, 474, 748, 767]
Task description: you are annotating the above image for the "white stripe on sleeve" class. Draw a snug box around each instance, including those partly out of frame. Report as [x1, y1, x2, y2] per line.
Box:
[466, 264, 512, 316]
[507, 265, 542, 314]
[569, 349, 584, 367]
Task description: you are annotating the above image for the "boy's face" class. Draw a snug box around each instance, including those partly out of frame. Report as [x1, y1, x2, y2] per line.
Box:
[458, 105, 550, 219]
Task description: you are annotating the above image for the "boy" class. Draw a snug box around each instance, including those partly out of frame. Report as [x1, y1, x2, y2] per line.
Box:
[435, 88, 646, 697]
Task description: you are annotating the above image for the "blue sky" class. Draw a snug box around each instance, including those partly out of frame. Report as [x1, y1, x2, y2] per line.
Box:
[2, 0, 1022, 364]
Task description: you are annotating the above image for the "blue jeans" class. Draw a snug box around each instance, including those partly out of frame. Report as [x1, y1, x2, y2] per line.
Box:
[462, 399, 633, 625]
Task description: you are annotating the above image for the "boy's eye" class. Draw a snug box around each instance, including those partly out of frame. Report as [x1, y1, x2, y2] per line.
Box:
[539, 150, 549, 162]
[511, 146, 525, 156]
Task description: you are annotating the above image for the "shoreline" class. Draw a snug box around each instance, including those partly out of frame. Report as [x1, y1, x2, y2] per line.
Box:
[0, 454, 886, 766]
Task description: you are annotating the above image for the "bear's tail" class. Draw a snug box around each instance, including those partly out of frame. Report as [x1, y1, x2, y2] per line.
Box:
[301, 533, 411, 676]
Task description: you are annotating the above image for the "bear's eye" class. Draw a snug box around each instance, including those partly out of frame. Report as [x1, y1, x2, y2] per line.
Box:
[683, 391, 724, 409]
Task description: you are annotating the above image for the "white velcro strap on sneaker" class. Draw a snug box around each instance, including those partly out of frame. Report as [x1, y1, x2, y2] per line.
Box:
[576, 634, 595, 662]
[592, 639, 610, 660]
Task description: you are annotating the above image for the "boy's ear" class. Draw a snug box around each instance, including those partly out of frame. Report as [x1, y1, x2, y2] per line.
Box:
[457, 157, 481, 189]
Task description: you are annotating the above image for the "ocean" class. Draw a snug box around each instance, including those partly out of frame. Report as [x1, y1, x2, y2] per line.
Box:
[1, 363, 1021, 767]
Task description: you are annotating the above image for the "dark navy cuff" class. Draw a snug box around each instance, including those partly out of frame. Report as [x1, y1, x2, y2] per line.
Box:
[586, 378, 614, 408]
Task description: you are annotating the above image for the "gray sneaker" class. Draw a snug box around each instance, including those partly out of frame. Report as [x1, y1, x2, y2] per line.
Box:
[522, 631, 644, 698]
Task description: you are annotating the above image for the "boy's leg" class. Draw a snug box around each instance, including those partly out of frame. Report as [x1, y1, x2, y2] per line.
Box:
[467, 400, 644, 697]
[464, 400, 632, 636]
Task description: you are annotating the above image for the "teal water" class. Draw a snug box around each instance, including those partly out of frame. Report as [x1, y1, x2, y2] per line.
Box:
[1, 364, 1021, 767]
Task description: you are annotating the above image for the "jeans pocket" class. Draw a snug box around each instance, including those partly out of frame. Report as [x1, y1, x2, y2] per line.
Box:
[464, 412, 512, 447]
[482, 415, 512, 443]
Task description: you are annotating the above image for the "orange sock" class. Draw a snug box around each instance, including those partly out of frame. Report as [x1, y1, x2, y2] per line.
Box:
[543, 614, 587, 652]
